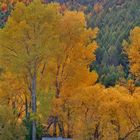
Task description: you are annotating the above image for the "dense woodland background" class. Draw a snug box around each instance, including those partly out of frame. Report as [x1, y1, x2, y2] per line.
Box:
[0, 0, 140, 140]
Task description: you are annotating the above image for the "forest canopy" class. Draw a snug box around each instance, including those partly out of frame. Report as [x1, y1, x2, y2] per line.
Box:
[0, 0, 140, 140]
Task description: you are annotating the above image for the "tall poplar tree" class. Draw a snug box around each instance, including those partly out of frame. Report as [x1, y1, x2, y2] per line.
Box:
[0, 1, 61, 140]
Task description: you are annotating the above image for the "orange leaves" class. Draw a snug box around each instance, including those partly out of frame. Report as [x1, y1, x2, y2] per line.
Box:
[1, 3, 8, 12]
[44, 9, 99, 99]
[84, 41, 97, 61]
[1, 0, 15, 12]
[44, 9, 100, 138]
[54, 81, 140, 139]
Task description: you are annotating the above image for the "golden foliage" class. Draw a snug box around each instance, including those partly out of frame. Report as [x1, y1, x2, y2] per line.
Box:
[126, 27, 140, 79]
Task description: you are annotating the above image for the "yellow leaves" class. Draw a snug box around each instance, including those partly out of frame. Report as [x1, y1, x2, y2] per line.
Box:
[126, 26, 140, 78]
[40, 6, 100, 102]
[130, 26, 140, 43]
[101, 86, 140, 134]
[0, 72, 25, 98]
[62, 11, 86, 27]
[85, 41, 98, 61]
[11, 2, 26, 22]
[75, 84, 103, 104]
[65, 84, 140, 139]
[86, 41, 98, 51]
[0, 105, 26, 140]
[0, 71, 30, 125]
[0, 1, 63, 76]
[58, 11, 87, 47]
[91, 27, 99, 38]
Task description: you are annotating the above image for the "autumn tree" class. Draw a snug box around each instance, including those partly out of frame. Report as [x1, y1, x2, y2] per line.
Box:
[46, 11, 98, 97]
[126, 27, 140, 81]
[43, 11, 99, 137]
[101, 85, 140, 140]
[70, 85, 140, 140]
[70, 84, 104, 140]
[0, 1, 62, 140]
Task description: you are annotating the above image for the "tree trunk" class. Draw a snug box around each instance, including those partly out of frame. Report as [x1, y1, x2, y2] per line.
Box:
[58, 119, 65, 137]
[67, 108, 72, 138]
[31, 72, 37, 140]
[53, 116, 57, 137]
[94, 123, 100, 140]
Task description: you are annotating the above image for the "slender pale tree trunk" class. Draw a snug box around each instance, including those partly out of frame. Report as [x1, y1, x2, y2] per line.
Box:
[31, 71, 37, 140]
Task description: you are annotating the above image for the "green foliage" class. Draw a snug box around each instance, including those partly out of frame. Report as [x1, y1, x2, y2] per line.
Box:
[23, 117, 32, 140]
[94, 65, 125, 87]
[89, 0, 140, 86]
[23, 117, 44, 140]
[0, 11, 8, 28]
[37, 90, 55, 123]
[0, 105, 26, 140]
